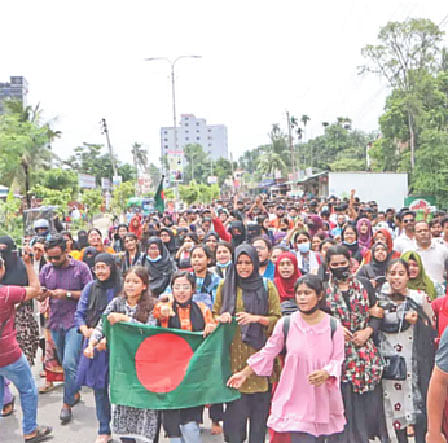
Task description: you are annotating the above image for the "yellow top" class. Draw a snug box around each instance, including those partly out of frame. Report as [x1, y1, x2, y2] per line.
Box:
[213, 279, 281, 393]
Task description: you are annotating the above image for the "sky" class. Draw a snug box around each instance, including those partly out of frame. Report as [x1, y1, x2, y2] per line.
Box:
[1, 0, 447, 166]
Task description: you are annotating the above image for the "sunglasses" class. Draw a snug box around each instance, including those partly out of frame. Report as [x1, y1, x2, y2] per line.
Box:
[47, 255, 62, 261]
[403, 219, 414, 224]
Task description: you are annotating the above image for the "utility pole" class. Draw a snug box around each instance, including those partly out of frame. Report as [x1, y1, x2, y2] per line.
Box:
[100, 118, 118, 179]
[286, 111, 294, 179]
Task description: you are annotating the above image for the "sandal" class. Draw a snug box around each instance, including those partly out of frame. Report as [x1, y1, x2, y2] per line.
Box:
[95, 435, 112, 443]
[24, 425, 52, 442]
[39, 383, 54, 394]
[1, 398, 14, 417]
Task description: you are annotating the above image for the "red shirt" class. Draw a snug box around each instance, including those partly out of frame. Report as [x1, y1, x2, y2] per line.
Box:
[0, 285, 26, 367]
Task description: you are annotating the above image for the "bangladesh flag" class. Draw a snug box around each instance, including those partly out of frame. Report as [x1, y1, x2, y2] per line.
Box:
[104, 320, 240, 409]
[154, 176, 164, 213]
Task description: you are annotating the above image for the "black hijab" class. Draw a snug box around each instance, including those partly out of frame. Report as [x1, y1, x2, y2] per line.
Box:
[229, 220, 246, 248]
[145, 237, 174, 295]
[0, 236, 28, 286]
[370, 241, 389, 277]
[221, 244, 268, 350]
[160, 228, 177, 254]
[86, 253, 122, 328]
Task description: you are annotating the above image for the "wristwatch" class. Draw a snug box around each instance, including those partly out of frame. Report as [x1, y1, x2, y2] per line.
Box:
[66, 291, 72, 300]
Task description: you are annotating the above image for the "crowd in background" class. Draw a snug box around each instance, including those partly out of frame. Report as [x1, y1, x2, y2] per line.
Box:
[3, 191, 448, 442]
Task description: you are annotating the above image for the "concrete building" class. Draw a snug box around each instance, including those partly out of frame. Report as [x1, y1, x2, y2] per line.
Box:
[161, 113, 228, 161]
[0, 76, 28, 114]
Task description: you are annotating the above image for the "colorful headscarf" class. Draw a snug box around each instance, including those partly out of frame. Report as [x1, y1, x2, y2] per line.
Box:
[356, 218, 373, 249]
[273, 251, 301, 301]
[401, 251, 436, 300]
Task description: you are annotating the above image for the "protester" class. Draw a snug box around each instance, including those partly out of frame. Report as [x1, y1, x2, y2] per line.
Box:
[324, 245, 385, 442]
[214, 244, 281, 442]
[213, 241, 233, 278]
[377, 259, 435, 442]
[273, 251, 301, 302]
[75, 253, 122, 443]
[252, 237, 275, 279]
[154, 271, 217, 442]
[121, 232, 142, 273]
[401, 250, 437, 301]
[39, 234, 93, 424]
[141, 236, 175, 296]
[88, 266, 158, 443]
[228, 274, 345, 442]
[0, 246, 53, 442]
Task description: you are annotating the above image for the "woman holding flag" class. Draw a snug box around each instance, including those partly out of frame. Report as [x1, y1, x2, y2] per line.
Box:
[85, 266, 158, 443]
[154, 271, 217, 443]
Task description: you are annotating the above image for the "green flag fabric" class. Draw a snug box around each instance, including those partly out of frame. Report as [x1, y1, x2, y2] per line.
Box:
[105, 320, 240, 410]
[154, 176, 164, 212]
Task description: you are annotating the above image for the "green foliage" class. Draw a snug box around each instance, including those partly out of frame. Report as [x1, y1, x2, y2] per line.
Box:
[178, 181, 219, 204]
[31, 168, 79, 197]
[30, 184, 72, 213]
[360, 18, 444, 88]
[66, 143, 136, 184]
[110, 181, 135, 214]
[0, 102, 58, 195]
[164, 188, 175, 200]
[0, 190, 23, 242]
[81, 188, 103, 215]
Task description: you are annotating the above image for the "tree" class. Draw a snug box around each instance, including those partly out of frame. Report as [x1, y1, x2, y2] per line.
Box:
[81, 188, 103, 215]
[30, 184, 72, 213]
[257, 151, 286, 178]
[31, 168, 79, 198]
[360, 18, 444, 168]
[111, 181, 135, 215]
[183, 144, 211, 184]
[0, 101, 60, 207]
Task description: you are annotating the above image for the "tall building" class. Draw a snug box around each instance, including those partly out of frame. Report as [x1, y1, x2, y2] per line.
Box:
[0, 76, 28, 114]
[160, 113, 228, 185]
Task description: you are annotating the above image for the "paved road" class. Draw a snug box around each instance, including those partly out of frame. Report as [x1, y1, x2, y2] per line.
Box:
[3, 381, 227, 442]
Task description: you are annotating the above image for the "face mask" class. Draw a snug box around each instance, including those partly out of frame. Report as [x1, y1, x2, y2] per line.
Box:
[343, 240, 356, 246]
[148, 255, 162, 263]
[331, 266, 350, 280]
[298, 243, 309, 254]
[298, 304, 320, 315]
[216, 261, 230, 268]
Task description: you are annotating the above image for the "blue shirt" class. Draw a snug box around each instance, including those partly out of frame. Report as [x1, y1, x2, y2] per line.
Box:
[436, 327, 448, 373]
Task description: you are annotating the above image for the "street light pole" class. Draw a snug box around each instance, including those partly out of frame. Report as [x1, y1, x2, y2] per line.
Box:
[145, 55, 201, 188]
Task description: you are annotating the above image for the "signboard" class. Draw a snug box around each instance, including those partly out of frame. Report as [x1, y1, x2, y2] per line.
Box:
[138, 175, 152, 194]
[78, 174, 96, 189]
[404, 196, 436, 210]
[101, 177, 111, 190]
[113, 175, 122, 187]
[169, 156, 183, 182]
[207, 176, 217, 185]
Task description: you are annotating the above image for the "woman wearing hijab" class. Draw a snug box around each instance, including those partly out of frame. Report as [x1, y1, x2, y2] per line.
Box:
[400, 250, 437, 302]
[274, 251, 301, 302]
[228, 220, 246, 248]
[160, 228, 177, 258]
[141, 237, 175, 296]
[214, 244, 281, 443]
[356, 218, 373, 250]
[75, 254, 122, 443]
[128, 215, 142, 240]
[307, 215, 323, 237]
[0, 236, 39, 418]
[356, 242, 390, 293]
[341, 224, 365, 264]
[154, 271, 217, 442]
[362, 228, 400, 265]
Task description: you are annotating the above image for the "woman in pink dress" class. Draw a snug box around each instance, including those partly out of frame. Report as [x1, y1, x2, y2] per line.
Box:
[227, 274, 345, 442]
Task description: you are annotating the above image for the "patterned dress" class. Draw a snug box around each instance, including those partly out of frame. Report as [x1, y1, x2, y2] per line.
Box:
[326, 278, 383, 393]
[377, 289, 434, 439]
[92, 297, 158, 442]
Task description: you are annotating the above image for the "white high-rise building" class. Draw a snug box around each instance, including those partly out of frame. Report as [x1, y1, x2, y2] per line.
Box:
[161, 114, 228, 161]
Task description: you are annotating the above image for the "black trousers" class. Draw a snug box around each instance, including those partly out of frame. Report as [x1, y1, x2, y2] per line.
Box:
[223, 390, 270, 443]
[210, 403, 225, 422]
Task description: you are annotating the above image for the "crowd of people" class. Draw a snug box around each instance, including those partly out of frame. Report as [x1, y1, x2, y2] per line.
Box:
[3, 191, 448, 442]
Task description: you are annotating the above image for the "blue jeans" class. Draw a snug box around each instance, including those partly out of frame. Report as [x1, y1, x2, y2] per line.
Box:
[170, 421, 201, 443]
[0, 354, 38, 435]
[51, 326, 83, 405]
[94, 388, 111, 435]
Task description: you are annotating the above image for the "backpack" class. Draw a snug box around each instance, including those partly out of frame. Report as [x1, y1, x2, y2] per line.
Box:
[282, 315, 338, 356]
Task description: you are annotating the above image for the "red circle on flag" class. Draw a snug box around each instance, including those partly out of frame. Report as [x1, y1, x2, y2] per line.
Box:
[135, 333, 193, 393]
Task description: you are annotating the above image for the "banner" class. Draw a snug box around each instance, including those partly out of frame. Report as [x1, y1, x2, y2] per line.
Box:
[78, 174, 96, 189]
[105, 320, 240, 410]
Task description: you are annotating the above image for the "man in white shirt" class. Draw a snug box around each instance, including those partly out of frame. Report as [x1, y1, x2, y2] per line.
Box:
[413, 221, 448, 286]
[393, 211, 417, 254]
